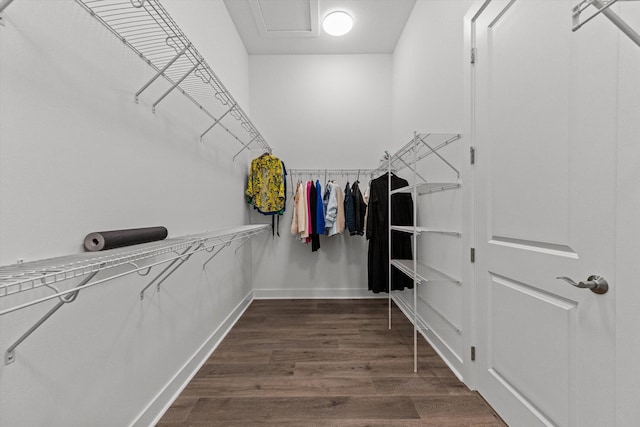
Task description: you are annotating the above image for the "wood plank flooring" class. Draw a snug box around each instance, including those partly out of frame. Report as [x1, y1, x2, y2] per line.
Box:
[157, 299, 506, 426]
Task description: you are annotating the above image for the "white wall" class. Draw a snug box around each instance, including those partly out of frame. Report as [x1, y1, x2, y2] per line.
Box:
[0, 1, 259, 425]
[392, 0, 472, 147]
[249, 54, 392, 298]
[390, 0, 474, 380]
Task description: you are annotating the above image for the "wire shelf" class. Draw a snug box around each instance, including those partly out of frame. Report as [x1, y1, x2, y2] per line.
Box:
[0, 224, 269, 302]
[391, 259, 461, 286]
[374, 133, 461, 177]
[75, 0, 271, 154]
[390, 225, 461, 237]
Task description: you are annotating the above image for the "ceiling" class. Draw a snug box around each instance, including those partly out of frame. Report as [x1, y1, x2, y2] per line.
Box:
[223, 0, 417, 55]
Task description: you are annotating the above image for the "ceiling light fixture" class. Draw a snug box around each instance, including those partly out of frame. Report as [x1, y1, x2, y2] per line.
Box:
[322, 11, 353, 36]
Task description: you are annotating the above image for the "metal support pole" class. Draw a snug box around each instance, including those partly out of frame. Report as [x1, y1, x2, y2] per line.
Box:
[152, 59, 202, 113]
[200, 103, 236, 141]
[412, 131, 419, 373]
[0, 0, 15, 13]
[417, 135, 460, 178]
[5, 270, 99, 365]
[593, 0, 640, 48]
[387, 151, 392, 330]
[0, 0, 15, 26]
[140, 245, 193, 299]
[135, 43, 191, 103]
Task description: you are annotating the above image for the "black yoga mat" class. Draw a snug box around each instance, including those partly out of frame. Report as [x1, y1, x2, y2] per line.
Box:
[83, 226, 168, 251]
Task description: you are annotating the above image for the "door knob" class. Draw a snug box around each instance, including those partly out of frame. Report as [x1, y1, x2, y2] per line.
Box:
[556, 275, 609, 294]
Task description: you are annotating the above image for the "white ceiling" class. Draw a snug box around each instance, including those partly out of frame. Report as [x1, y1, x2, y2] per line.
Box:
[223, 0, 417, 54]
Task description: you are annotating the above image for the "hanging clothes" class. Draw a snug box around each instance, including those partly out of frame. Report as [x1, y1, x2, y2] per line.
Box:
[363, 183, 370, 232]
[335, 184, 345, 235]
[291, 182, 308, 239]
[245, 153, 286, 215]
[306, 180, 313, 243]
[310, 182, 320, 252]
[315, 180, 325, 234]
[366, 172, 414, 293]
[351, 181, 366, 236]
[298, 182, 309, 239]
[344, 182, 356, 235]
[245, 153, 287, 236]
[324, 182, 344, 237]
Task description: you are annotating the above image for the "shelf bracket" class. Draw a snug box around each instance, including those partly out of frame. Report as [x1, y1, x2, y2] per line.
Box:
[135, 43, 191, 104]
[232, 134, 260, 161]
[0, 0, 15, 26]
[139, 244, 197, 300]
[152, 59, 202, 113]
[417, 134, 460, 178]
[395, 155, 429, 184]
[200, 103, 237, 141]
[202, 241, 232, 269]
[5, 270, 100, 365]
[572, 0, 640, 48]
[234, 237, 251, 254]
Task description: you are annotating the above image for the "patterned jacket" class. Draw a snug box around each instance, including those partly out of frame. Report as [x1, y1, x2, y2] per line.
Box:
[245, 154, 286, 215]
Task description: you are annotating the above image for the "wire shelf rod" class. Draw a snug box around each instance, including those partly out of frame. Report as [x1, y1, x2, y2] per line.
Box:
[289, 169, 376, 177]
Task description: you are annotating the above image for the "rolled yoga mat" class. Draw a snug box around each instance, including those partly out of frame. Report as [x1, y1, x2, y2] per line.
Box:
[83, 226, 168, 251]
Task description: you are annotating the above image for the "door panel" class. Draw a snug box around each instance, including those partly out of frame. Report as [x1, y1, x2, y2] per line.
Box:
[489, 272, 577, 427]
[473, 1, 617, 425]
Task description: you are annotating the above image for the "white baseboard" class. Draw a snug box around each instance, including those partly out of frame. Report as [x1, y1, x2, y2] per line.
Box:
[132, 291, 255, 427]
[391, 294, 464, 382]
[253, 288, 386, 299]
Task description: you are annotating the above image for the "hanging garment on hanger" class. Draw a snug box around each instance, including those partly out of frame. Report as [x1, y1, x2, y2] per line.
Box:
[363, 183, 370, 232]
[366, 172, 414, 293]
[344, 181, 355, 235]
[315, 180, 325, 235]
[310, 181, 320, 252]
[298, 182, 309, 240]
[291, 182, 301, 236]
[336, 184, 345, 234]
[306, 180, 313, 244]
[324, 182, 341, 236]
[351, 181, 366, 236]
[245, 154, 287, 236]
[245, 154, 286, 215]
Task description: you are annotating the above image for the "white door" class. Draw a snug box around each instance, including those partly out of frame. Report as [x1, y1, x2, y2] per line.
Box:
[472, 1, 619, 425]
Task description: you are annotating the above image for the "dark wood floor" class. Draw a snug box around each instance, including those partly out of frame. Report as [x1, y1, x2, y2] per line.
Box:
[157, 299, 506, 426]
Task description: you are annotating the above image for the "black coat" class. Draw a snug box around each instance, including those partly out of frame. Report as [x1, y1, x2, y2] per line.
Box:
[352, 181, 366, 236]
[366, 173, 414, 293]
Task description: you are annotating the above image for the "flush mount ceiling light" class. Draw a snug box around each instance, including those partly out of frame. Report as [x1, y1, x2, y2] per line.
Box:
[322, 11, 353, 36]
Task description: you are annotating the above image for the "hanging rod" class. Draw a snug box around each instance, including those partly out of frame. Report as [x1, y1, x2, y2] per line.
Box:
[74, 0, 271, 155]
[573, 0, 640, 48]
[288, 169, 376, 177]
